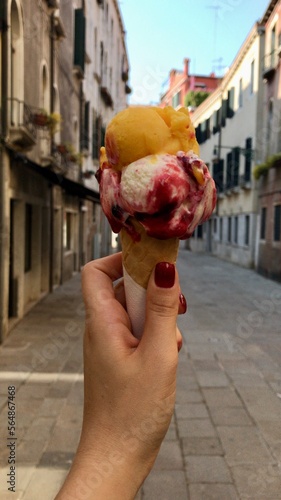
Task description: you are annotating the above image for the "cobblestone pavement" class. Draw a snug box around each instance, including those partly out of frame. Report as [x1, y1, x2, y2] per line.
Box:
[0, 251, 281, 500]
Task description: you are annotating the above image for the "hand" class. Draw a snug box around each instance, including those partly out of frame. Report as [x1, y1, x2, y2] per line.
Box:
[56, 252, 183, 500]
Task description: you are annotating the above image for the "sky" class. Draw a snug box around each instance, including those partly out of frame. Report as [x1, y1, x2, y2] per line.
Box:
[119, 0, 270, 105]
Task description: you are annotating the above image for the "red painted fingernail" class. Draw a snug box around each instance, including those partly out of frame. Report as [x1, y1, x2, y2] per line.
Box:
[155, 262, 175, 288]
[179, 293, 187, 313]
[177, 338, 183, 352]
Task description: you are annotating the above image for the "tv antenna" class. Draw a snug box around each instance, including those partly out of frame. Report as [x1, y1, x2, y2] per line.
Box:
[207, 3, 222, 73]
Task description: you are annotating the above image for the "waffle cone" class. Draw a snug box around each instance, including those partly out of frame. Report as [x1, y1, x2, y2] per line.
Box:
[121, 220, 179, 289]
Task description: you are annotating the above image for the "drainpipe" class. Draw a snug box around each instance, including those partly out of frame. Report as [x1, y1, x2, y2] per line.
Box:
[48, 12, 55, 292]
[0, 1, 9, 342]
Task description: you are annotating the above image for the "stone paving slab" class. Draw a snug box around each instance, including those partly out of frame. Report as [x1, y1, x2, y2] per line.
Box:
[185, 455, 232, 483]
[0, 252, 281, 499]
[188, 483, 239, 500]
[217, 426, 274, 466]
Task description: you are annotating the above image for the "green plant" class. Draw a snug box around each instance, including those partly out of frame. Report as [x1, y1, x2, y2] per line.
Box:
[48, 112, 62, 136]
[253, 152, 281, 179]
[32, 110, 61, 135]
[184, 90, 210, 109]
[253, 163, 269, 180]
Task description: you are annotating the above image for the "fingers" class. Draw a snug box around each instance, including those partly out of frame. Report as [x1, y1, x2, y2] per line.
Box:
[81, 253, 130, 338]
[176, 327, 183, 352]
[141, 262, 179, 355]
[114, 278, 126, 308]
[114, 278, 187, 316]
[179, 292, 187, 315]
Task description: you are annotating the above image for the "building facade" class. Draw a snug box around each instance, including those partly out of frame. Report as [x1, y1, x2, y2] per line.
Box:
[160, 58, 221, 110]
[256, 0, 281, 281]
[0, 0, 130, 342]
[191, 22, 265, 269]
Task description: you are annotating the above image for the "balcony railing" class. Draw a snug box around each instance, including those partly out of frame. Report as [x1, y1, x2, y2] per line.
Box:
[6, 98, 36, 151]
[239, 174, 251, 189]
[100, 85, 113, 108]
[263, 48, 281, 80]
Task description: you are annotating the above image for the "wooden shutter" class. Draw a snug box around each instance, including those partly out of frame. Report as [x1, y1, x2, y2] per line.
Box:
[74, 9, 86, 73]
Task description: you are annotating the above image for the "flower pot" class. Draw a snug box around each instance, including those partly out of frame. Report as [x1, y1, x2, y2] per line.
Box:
[33, 113, 49, 127]
[57, 144, 68, 155]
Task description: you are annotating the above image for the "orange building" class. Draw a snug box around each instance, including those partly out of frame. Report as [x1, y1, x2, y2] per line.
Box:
[159, 58, 221, 109]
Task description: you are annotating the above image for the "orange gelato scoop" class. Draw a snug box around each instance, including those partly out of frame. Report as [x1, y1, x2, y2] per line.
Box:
[103, 106, 199, 170]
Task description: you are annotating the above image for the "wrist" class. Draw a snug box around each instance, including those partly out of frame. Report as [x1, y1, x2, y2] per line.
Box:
[56, 439, 153, 500]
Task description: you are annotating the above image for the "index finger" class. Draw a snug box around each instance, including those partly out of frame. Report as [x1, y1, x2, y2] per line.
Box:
[81, 252, 123, 311]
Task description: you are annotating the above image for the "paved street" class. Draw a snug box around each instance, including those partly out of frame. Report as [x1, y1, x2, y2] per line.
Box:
[0, 250, 281, 500]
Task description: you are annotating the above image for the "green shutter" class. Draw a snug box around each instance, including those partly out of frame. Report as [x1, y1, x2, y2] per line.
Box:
[244, 137, 252, 182]
[226, 152, 232, 189]
[196, 124, 202, 144]
[83, 101, 90, 149]
[74, 9, 86, 73]
[227, 87, 235, 118]
[221, 100, 227, 127]
[233, 147, 240, 186]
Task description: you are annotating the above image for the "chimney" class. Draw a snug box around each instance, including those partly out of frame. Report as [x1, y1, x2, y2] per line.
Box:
[169, 69, 176, 86]
[184, 58, 190, 77]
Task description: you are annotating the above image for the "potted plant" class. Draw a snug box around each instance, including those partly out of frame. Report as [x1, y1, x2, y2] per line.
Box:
[56, 143, 68, 155]
[32, 110, 61, 135]
[47, 112, 62, 136]
[32, 109, 49, 127]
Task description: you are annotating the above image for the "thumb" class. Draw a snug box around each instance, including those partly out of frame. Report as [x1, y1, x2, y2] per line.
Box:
[141, 262, 179, 353]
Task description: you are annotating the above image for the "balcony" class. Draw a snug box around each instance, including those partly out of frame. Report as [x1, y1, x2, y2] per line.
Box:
[46, 0, 59, 9]
[262, 49, 280, 81]
[100, 85, 113, 108]
[53, 9, 66, 39]
[125, 84, 132, 95]
[239, 174, 251, 190]
[7, 99, 36, 151]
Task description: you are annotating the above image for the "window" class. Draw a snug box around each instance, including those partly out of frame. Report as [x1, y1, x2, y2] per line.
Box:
[274, 205, 281, 241]
[74, 8, 86, 73]
[244, 137, 252, 182]
[232, 147, 240, 187]
[221, 99, 227, 127]
[250, 60, 255, 94]
[24, 204, 32, 273]
[228, 217, 232, 243]
[271, 24, 276, 66]
[10, 0, 24, 124]
[212, 108, 221, 134]
[245, 215, 250, 246]
[220, 218, 223, 242]
[197, 225, 203, 239]
[198, 119, 211, 143]
[267, 99, 273, 144]
[226, 152, 232, 189]
[213, 159, 224, 193]
[227, 87, 235, 118]
[172, 91, 181, 108]
[214, 218, 217, 233]
[92, 111, 101, 159]
[206, 118, 211, 139]
[260, 207, 267, 240]
[227, 217, 232, 243]
[234, 216, 238, 244]
[226, 149, 239, 189]
[63, 212, 72, 250]
[238, 78, 243, 108]
[81, 101, 90, 151]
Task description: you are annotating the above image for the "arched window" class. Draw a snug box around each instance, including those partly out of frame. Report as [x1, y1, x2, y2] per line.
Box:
[41, 63, 50, 112]
[9, 0, 24, 124]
